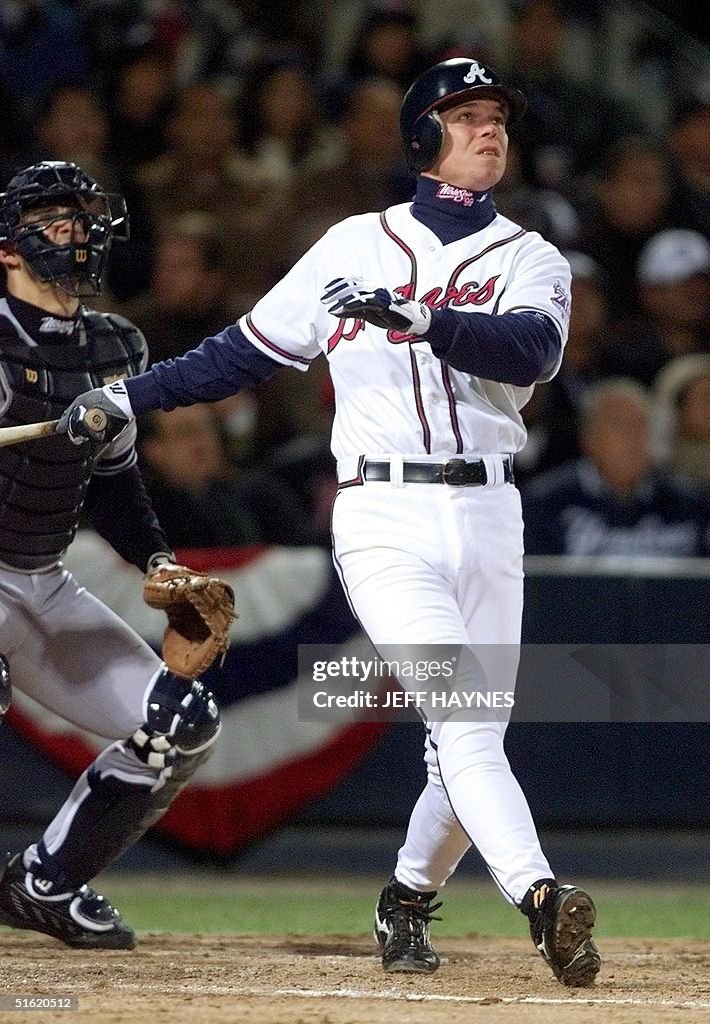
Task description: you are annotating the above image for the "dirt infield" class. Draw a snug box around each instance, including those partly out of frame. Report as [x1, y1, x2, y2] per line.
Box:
[0, 933, 708, 1024]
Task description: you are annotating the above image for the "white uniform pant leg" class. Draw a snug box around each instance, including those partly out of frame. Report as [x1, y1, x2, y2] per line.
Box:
[392, 768, 470, 892]
[332, 484, 552, 904]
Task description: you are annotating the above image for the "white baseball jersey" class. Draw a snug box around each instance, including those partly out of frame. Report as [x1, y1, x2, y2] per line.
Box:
[239, 203, 571, 463]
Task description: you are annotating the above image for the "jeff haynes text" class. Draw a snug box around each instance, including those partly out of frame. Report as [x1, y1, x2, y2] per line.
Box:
[312, 690, 515, 709]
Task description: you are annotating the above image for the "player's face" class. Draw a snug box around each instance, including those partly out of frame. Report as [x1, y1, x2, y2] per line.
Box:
[21, 205, 88, 246]
[0, 203, 87, 315]
[431, 99, 509, 191]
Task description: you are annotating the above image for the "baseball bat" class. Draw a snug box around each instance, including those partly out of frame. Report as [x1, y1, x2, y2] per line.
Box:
[0, 408, 107, 449]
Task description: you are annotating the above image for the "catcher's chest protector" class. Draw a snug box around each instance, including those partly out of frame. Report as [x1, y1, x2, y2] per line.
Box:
[0, 303, 145, 570]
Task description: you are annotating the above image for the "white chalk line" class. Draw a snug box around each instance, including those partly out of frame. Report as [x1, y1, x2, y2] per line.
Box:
[143, 949, 706, 965]
[112, 980, 710, 1011]
[237, 987, 710, 1010]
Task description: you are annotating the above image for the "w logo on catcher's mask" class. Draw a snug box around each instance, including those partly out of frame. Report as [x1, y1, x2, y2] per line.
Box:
[463, 62, 493, 85]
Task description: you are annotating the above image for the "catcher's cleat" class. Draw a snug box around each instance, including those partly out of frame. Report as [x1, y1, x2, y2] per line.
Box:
[0, 854, 136, 950]
[522, 880, 601, 987]
[374, 877, 442, 973]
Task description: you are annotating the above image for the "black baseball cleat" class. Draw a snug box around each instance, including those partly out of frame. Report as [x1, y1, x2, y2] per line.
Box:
[0, 854, 136, 950]
[374, 877, 442, 973]
[522, 879, 601, 987]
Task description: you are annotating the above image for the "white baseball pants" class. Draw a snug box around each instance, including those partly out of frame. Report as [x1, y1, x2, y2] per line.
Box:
[332, 467, 552, 904]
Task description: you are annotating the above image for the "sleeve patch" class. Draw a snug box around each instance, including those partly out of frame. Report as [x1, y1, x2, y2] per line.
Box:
[550, 280, 571, 320]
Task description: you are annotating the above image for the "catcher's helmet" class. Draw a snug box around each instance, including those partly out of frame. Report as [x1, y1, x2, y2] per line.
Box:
[400, 58, 527, 173]
[0, 161, 128, 296]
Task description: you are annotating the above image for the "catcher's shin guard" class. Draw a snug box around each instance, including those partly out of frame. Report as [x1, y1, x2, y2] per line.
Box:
[30, 670, 220, 893]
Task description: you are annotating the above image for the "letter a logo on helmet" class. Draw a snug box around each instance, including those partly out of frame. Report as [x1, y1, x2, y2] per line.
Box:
[463, 62, 493, 85]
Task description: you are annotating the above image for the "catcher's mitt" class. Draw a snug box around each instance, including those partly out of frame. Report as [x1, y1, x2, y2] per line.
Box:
[143, 565, 237, 678]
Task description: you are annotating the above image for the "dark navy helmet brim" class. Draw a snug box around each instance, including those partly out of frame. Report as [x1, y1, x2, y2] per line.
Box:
[414, 84, 527, 126]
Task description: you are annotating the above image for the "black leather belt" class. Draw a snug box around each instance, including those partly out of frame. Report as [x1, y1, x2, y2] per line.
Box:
[363, 457, 514, 486]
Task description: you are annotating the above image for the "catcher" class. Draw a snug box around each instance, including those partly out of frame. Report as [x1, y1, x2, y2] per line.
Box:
[0, 161, 234, 949]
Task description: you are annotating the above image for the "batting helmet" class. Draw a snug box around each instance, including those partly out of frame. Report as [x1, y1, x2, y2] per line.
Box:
[0, 161, 128, 296]
[400, 58, 527, 173]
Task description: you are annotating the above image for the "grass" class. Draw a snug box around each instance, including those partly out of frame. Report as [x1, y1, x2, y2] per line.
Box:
[92, 875, 710, 940]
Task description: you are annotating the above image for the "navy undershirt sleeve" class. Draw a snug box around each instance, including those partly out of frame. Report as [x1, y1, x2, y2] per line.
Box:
[126, 324, 283, 415]
[84, 464, 172, 572]
[425, 309, 562, 387]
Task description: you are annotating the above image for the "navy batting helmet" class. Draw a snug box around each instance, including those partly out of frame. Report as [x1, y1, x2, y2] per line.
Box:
[0, 161, 128, 296]
[400, 58, 527, 173]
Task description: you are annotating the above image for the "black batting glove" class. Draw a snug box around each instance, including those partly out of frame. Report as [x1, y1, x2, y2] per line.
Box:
[321, 277, 432, 335]
[57, 381, 133, 445]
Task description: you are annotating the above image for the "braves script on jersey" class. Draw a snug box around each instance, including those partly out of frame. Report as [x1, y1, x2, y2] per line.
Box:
[240, 204, 570, 469]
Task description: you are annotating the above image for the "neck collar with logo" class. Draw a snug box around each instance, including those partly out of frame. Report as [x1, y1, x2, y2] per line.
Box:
[410, 175, 497, 245]
[6, 293, 82, 346]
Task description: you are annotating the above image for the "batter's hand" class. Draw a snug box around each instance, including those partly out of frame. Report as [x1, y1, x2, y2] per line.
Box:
[57, 381, 134, 445]
[321, 277, 432, 335]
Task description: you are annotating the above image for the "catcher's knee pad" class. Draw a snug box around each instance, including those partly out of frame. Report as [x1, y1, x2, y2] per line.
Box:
[128, 667, 221, 771]
[0, 654, 10, 717]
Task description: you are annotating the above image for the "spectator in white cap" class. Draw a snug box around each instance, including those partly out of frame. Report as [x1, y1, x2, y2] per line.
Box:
[600, 229, 709, 385]
[654, 354, 710, 486]
[637, 228, 710, 289]
[637, 227, 709, 352]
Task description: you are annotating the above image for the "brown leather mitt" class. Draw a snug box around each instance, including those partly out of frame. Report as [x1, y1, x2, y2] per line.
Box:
[143, 565, 237, 678]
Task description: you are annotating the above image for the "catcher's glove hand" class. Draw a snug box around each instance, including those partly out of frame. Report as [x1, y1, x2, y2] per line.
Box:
[143, 564, 237, 679]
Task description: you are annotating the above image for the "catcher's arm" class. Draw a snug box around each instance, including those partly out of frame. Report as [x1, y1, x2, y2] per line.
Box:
[143, 557, 237, 679]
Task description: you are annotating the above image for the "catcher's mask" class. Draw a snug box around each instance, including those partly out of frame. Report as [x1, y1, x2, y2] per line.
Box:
[0, 161, 129, 297]
[400, 58, 527, 173]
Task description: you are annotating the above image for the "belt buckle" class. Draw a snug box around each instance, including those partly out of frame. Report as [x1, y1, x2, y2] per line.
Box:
[442, 459, 473, 486]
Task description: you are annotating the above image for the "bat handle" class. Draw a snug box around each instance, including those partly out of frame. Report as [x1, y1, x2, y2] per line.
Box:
[83, 407, 108, 433]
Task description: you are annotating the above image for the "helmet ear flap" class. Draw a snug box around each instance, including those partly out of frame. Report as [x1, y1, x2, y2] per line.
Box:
[407, 111, 445, 173]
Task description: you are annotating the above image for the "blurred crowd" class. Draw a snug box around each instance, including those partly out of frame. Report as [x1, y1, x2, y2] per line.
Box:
[1, 0, 708, 555]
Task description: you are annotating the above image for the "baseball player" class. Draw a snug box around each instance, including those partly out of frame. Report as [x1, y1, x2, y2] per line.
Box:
[59, 59, 601, 985]
[0, 161, 222, 948]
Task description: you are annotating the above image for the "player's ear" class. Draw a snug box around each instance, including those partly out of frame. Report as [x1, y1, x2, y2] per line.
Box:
[0, 242, 21, 269]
